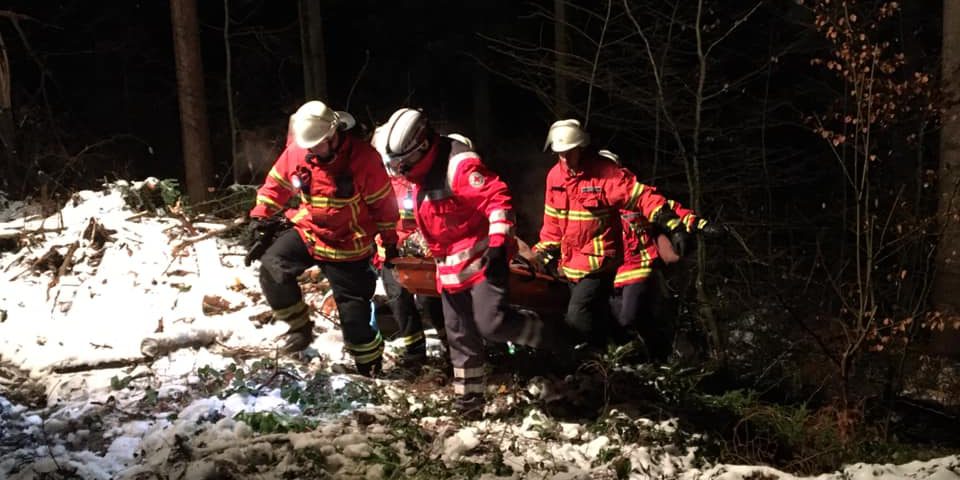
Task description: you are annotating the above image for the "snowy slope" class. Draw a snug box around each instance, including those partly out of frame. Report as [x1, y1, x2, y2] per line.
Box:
[0, 184, 957, 479]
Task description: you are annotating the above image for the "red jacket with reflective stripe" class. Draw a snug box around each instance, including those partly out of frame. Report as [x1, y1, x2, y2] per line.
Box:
[409, 137, 515, 293]
[534, 151, 671, 282]
[615, 199, 701, 287]
[249, 133, 399, 262]
[373, 175, 420, 269]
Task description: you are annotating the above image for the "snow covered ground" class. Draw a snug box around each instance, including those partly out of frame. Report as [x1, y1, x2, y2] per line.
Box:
[0, 184, 957, 479]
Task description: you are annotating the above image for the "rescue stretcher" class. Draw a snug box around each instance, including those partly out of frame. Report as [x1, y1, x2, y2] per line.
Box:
[388, 257, 571, 319]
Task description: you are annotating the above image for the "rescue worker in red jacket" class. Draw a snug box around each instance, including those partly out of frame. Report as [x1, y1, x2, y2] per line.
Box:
[378, 107, 559, 416]
[369, 125, 453, 375]
[614, 195, 722, 361]
[533, 119, 690, 346]
[246, 100, 400, 375]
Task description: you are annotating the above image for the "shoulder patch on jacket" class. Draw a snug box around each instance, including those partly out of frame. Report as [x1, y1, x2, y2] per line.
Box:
[468, 171, 486, 188]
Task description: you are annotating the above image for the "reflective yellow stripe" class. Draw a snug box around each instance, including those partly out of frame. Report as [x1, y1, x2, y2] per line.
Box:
[347, 331, 383, 353]
[534, 241, 561, 250]
[625, 182, 644, 211]
[256, 195, 282, 210]
[274, 301, 308, 321]
[545, 204, 566, 219]
[364, 182, 393, 204]
[291, 208, 309, 223]
[302, 193, 359, 208]
[615, 266, 653, 284]
[589, 238, 603, 270]
[399, 211, 415, 220]
[402, 332, 425, 346]
[302, 230, 375, 259]
[354, 346, 383, 365]
[562, 265, 592, 280]
[269, 167, 293, 190]
[377, 221, 397, 230]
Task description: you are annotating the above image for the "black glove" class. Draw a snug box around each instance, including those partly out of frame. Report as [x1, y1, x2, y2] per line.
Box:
[668, 228, 690, 258]
[244, 217, 288, 266]
[382, 243, 400, 269]
[697, 220, 726, 238]
[535, 246, 561, 277]
[483, 245, 509, 288]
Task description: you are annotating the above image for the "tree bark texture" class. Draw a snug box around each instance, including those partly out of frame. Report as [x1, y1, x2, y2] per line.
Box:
[0, 31, 20, 192]
[299, 0, 328, 101]
[933, 0, 960, 356]
[170, 0, 213, 203]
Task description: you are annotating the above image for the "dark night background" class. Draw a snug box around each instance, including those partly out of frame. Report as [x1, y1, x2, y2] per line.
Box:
[2, 0, 960, 464]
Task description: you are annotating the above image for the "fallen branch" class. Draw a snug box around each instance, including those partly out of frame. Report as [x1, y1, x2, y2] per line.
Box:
[170, 217, 246, 257]
[47, 241, 78, 291]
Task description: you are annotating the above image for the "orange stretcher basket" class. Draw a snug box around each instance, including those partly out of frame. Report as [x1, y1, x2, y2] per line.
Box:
[389, 257, 571, 319]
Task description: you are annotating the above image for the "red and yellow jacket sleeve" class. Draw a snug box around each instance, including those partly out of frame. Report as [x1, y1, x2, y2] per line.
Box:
[359, 153, 400, 247]
[609, 167, 678, 230]
[666, 199, 706, 233]
[534, 167, 563, 253]
[452, 158, 514, 248]
[249, 147, 298, 219]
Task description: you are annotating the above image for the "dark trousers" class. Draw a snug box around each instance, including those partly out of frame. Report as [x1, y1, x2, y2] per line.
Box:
[381, 265, 427, 359]
[610, 274, 672, 361]
[259, 229, 381, 365]
[442, 277, 558, 395]
[566, 270, 616, 346]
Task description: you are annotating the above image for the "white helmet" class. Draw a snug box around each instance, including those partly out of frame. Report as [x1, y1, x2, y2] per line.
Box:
[597, 149, 620, 165]
[381, 108, 432, 174]
[371, 125, 397, 175]
[544, 119, 590, 153]
[445, 133, 474, 149]
[289, 100, 350, 149]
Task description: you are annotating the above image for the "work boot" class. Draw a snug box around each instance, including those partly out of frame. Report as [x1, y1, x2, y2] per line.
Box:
[381, 353, 426, 380]
[276, 320, 315, 354]
[271, 301, 313, 354]
[454, 393, 486, 420]
[355, 358, 383, 378]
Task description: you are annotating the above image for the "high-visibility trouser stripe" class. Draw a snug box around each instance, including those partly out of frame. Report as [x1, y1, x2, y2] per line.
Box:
[347, 332, 384, 365]
[454, 382, 486, 395]
[682, 214, 696, 231]
[402, 332, 425, 346]
[696, 218, 708, 231]
[353, 346, 384, 365]
[436, 238, 488, 267]
[454, 366, 485, 378]
[514, 313, 543, 348]
[274, 301, 309, 329]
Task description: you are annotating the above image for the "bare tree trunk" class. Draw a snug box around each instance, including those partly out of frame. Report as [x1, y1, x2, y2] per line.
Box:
[170, 0, 213, 203]
[224, 0, 239, 185]
[0, 30, 20, 193]
[299, 0, 328, 101]
[554, 0, 569, 117]
[932, 0, 960, 356]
